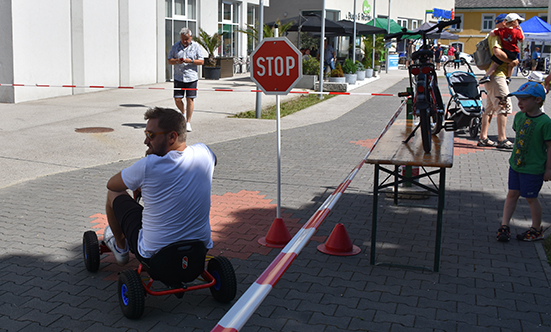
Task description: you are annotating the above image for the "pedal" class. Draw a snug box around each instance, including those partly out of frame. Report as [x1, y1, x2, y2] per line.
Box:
[398, 91, 413, 97]
[444, 120, 456, 131]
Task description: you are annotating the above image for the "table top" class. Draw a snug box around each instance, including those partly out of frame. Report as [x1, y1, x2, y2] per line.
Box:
[366, 119, 454, 168]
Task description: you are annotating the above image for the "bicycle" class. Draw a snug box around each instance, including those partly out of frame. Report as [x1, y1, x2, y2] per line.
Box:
[386, 18, 461, 153]
[517, 59, 532, 77]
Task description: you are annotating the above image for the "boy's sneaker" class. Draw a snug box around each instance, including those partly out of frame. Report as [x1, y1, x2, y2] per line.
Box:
[103, 226, 129, 265]
[479, 76, 491, 84]
[496, 225, 511, 242]
[516, 227, 544, 242]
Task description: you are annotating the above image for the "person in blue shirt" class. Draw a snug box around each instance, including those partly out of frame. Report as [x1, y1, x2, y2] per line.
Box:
[168, 28, 204, 133]
[531, 47, 541, 71]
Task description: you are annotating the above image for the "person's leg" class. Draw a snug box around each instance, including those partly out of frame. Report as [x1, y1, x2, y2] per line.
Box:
[175, 98, 184, 114]
[484, 62, 499, 78]
[502, 189, 521, 227]
[186, 97, 194, 123]
[106, 190, 130, 250]
[496, 113, 508, 142]
[173, 80, 185, 115]
[526, 197, 543, 231]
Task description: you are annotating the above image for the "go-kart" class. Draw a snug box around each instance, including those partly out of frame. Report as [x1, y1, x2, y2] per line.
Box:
[82, 230, 237, 319]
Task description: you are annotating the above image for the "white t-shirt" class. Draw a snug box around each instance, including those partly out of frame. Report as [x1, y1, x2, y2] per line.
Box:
[121, 143, 216, 258]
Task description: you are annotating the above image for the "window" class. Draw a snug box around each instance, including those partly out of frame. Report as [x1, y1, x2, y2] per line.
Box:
[481, 14, 495, 31]
[219, 1, 240, 57]
[450, 14, 463, 31]
[397, 19, 408, 29]
[247, 4, 259, 53]
[539, 13, 548, 23]
[451, 42, 464, 52]
[165, 0, 198, 80]
[302, 10, 340, 22]
[411, 20, 419, 30]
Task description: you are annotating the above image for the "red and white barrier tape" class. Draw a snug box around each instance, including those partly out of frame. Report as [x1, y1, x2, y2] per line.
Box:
[210, 99, 407, 332]
[0, 83, 398, 97]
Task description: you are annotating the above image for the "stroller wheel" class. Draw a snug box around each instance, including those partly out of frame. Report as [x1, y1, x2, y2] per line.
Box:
[469, 117, 480, 138]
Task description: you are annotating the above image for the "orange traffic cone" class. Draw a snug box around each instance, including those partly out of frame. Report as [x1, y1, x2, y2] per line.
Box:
[317, 223, 361, 256]
[258, 218, 291, 248]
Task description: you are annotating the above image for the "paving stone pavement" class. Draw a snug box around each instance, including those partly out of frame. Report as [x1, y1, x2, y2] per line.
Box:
[1, 73, 551, 331]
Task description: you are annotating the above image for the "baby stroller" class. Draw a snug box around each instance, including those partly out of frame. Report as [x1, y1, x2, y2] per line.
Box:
[443, 60, 484, 138]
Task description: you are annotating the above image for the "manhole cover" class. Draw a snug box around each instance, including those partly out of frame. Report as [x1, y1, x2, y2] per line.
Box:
[75, 127, 114, 133]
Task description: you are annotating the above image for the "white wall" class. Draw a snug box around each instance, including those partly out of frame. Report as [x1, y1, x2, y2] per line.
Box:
[12, 0, 73, 102]
[1, 0, 165, 103]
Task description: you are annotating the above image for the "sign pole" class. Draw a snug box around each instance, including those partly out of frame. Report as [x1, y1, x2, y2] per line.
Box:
[274, 25, 282, 219]
[249, 32, 302, 245]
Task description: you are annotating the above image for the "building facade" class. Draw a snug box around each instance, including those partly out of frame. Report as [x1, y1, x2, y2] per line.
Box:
[264, 0, 454, 58]
[454, 0, 550, 54]
[0, 0, 268, 103]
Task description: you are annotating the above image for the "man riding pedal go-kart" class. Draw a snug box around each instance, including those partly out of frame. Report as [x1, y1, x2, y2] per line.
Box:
[82, 107, 236, 319]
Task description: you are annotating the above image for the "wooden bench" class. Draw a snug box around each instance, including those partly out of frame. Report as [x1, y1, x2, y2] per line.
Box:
[365, 119, 454, 272]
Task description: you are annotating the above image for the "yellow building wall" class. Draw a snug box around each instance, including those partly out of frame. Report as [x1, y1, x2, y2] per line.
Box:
[455, 10, 542, 54]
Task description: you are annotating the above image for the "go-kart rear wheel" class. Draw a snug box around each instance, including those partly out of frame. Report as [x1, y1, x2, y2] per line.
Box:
[118, 269, 145, 319]
[207, 256, 236, 303]
[83, 231, 100, 272]
[469, 117, 481, 138]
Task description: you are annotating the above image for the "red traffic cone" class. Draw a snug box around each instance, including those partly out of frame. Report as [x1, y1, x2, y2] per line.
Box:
[258, 218, 291, 248]
[317, 223, 361, 256]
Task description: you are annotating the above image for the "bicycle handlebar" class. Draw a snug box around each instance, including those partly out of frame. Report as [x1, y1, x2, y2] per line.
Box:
[384, 18, 461, 41]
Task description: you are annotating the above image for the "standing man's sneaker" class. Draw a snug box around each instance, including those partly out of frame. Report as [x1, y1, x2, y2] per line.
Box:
[186, 122, 192, 132]
[497, 225, 511, 242]
[103, 226, 129, 265]
[516, 227, 544, 241]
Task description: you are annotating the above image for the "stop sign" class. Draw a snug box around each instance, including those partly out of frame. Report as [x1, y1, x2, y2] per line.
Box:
[250, 37, 302, 95]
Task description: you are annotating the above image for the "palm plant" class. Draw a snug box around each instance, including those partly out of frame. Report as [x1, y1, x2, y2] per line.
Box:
[194, 28, 222, 67]
[238, 20, 294, 40]
[362, 35, 385, 68]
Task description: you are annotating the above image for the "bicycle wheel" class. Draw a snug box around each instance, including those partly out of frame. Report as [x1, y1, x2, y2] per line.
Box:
[419, 108, 432, 153]
[521, 67, 530, 77]
[429, 81, 444, 135]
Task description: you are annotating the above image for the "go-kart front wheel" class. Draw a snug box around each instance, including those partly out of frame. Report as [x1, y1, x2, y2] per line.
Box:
[118, 269, 145, 319]
[207, 256, 236, 303]
[83, 231, 100, 272]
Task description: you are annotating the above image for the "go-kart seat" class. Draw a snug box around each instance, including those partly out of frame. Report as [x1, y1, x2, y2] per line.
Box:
[143, 240, 207, 288]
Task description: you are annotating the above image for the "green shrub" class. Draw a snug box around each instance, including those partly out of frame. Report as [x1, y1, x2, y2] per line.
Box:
[355, 60, 365, 71]
[343, 58, 356, 74]
[330, 63, 344, 77]
[302, 57, 320, 75]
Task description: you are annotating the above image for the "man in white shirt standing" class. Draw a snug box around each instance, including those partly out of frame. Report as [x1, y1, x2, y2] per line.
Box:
[168, 28, 204, 132]
[103, 107, 216, 265]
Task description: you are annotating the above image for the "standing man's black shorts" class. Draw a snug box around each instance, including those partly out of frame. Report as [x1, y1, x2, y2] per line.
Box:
[174, 80, 198, 99]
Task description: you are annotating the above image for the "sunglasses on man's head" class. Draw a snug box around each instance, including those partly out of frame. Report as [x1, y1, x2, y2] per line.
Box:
[144, 130, 167, 140]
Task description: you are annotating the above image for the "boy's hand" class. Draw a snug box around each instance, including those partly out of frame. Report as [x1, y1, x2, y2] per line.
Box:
[489, 30, 496, 37]
[544, 169, 551, 182]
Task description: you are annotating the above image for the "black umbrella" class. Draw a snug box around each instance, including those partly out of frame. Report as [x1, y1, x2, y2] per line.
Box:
[337, 19, 387, 36]
[266, 14, 346, 33]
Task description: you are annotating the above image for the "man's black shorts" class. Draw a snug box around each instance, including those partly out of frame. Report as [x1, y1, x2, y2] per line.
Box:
[174, 80, 198, 99]
[113, 194, 147, 262]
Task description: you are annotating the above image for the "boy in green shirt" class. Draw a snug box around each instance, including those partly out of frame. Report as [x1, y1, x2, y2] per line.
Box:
[497, 82, 551, 242]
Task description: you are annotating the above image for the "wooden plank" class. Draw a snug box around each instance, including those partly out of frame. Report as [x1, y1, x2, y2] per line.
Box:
[366, 120, 454, 168]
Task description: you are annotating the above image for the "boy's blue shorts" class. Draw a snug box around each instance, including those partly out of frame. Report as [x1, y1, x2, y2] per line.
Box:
[508, 167, 544, 198]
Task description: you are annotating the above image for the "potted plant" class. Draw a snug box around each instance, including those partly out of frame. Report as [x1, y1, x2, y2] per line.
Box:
[328, 63, 345, 83]
[296, 56, 320, 89]
[363, 35, 384, 77]
[355, 61, 366, 81]
[195, 27, 222, 80]
[343, 58, 357, 84]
